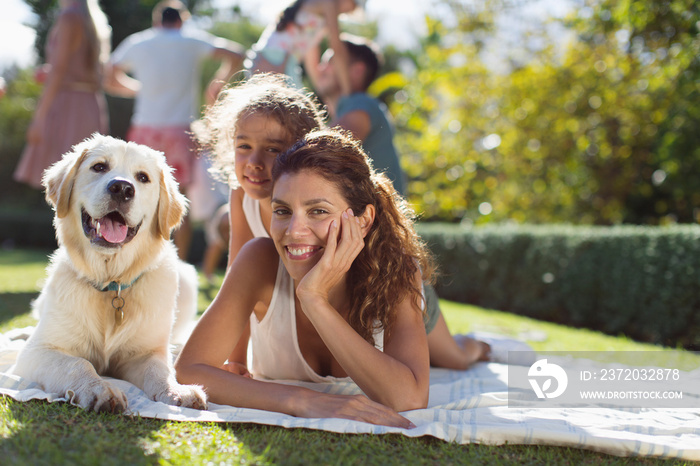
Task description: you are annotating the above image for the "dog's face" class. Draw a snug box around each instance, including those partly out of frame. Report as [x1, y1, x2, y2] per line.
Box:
[43, 134, 187, 257]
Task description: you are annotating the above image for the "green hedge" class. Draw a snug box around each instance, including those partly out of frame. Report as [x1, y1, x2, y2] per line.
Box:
[417, 223, 700, 349]
[5, 212, 700, 348]
[0, 208, 56, 250]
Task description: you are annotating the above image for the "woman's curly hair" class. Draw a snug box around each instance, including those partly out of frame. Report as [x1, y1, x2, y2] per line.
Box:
[272, 128, 436, 343]
[193, 73, 325, 187]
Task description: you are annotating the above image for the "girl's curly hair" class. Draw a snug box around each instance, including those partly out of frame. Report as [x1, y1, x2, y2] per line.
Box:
[193, 73, 325, 187]
[272, 128, 436, 343]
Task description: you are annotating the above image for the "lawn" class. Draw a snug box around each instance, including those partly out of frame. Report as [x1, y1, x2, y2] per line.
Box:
[0, 248, 692, 465]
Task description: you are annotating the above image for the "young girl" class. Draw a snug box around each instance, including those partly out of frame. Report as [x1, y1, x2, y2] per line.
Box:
[196, 74, 491, 375]
[198, 74, 326, 264]
[195, 73, 327, 371]
[176, 129, 431, 425]
[247, 0, 361, 92]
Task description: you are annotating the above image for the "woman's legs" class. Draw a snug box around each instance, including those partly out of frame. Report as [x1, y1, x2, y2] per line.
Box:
[427, 313, 490, 370]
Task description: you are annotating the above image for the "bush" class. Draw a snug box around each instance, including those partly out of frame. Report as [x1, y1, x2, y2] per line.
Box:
[0, 69, 45, 210]
[417, 223, 700, 349]
[0, 208, 55, 250]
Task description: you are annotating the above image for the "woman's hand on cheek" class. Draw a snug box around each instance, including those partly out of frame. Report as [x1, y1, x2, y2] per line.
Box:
[296, 209, 364, 303]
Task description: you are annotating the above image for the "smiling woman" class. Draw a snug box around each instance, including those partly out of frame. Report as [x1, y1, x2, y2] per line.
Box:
[175, 128, 434, 426]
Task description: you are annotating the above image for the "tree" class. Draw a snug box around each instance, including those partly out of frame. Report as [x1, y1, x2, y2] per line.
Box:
[572, 0, 700, 223]
[390, 0, 700, 225]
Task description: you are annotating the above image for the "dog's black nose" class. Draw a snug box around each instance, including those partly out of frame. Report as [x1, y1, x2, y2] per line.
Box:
[107, 178, 135, 202]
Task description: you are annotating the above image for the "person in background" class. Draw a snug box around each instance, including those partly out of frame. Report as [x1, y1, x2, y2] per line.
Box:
[307, 34, 407, 194]
[14, 0, 111, 190]
[104, 0, 244, 261]
[247, 0, 362, 92]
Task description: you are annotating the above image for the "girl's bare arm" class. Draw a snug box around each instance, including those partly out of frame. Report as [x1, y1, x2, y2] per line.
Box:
[227, 188, 256, 267]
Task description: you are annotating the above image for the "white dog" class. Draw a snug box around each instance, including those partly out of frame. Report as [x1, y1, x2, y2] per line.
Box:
[13, 134, 207, 413]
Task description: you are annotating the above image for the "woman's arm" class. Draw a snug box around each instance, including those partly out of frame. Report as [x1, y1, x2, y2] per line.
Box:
[315, 0, 352, 95]
[332, 109, 372, 142]
[303, 41, 323, 91]
[175, 239, 412, 427]
[296, 210, 430, 412]
[205, 41, 245, 105]
[27, 12, 83, 144]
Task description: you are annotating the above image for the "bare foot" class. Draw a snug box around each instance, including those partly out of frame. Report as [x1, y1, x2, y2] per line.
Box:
[453, 335, 491, 367]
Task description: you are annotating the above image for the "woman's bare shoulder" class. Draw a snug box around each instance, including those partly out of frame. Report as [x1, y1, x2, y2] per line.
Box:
[222, 238, 279, 310]
[240, 237, 277, 256]
[235, 238, 279, 276]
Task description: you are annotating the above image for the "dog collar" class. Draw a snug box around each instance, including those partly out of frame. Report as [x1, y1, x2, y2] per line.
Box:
[91, 276, 141, 326]
[93, 275, 141, 293]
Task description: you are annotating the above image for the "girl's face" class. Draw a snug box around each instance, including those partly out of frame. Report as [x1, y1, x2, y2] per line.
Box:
[234, 113, 292, 200]
[270, 170, 351, 281]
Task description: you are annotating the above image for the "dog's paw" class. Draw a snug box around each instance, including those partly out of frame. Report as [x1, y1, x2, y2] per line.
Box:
[155, 383, 207, 410]
[68, 380, 128, 413]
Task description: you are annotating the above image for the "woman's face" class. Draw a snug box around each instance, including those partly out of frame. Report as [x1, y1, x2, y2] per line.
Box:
[270, 169, 352, 281]
[233, 113, 291, 200]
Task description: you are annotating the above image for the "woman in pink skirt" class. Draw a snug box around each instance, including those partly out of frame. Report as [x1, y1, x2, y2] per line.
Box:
[14, 0, 111, 189]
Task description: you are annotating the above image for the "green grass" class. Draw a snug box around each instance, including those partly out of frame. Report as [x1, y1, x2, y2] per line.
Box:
[0, 248, 694, 465]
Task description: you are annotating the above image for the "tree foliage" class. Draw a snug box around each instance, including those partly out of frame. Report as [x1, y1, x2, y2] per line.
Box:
[390, 0, 700, 225]
[0, 68, 45, 208]
[12, 0, 700, 226]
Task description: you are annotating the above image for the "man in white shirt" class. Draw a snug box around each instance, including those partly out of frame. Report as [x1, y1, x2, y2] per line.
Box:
[105, 0, 244, 261]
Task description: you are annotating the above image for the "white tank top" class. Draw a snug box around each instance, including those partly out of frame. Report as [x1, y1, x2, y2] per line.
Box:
[250, 260, 348, 382]
[242, 193, 269, 238]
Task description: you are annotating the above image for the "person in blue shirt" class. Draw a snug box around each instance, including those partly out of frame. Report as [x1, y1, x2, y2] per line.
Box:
[308, 34, 407, 195]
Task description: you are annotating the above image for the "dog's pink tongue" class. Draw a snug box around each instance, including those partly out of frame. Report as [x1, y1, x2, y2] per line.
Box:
[98, 217, 128, 243]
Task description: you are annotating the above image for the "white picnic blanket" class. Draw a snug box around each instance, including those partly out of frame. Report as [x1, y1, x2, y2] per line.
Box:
[1, 330, 699, 460]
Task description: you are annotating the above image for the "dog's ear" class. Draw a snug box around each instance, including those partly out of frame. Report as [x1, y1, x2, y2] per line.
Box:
[42, 147, 90, 218]
[156, 166, 188, 241]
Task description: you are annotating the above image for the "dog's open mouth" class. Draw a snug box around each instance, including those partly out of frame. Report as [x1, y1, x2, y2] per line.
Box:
[82, 209, 141, 247]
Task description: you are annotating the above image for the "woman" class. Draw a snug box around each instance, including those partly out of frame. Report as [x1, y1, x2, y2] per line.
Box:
[197, 74, 490, 374]
[14, 0, 111, 189]
[175, 129, 433, 426]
